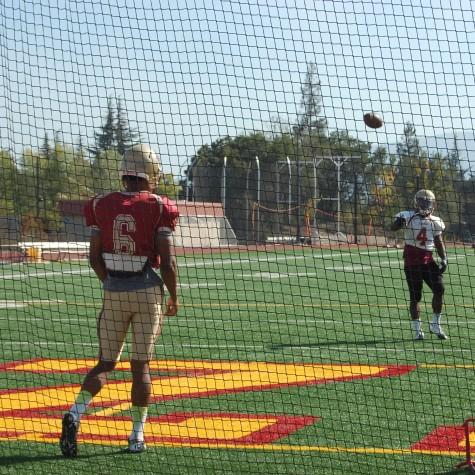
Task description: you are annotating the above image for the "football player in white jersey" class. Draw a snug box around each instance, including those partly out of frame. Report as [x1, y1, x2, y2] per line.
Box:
[391, 189, 448, 341]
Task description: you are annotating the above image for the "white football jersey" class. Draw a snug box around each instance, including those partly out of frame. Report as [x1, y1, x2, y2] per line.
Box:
[395, 210, 445, 251]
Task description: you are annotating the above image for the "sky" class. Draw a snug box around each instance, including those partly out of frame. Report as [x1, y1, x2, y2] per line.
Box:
[1, 0, 474, 177]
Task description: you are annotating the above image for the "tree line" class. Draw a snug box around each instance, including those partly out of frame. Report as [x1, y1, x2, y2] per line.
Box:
[0, 67, 474, 241]
[182, 65, 475, 242]
[0, 97, 179, 236]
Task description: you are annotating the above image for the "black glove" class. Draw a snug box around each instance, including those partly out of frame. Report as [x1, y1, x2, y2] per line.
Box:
[439, 258, 448, 274]
[394, 216, 406, 228]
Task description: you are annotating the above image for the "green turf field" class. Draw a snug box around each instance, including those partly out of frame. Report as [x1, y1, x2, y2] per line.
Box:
[0, 245, 474, 474]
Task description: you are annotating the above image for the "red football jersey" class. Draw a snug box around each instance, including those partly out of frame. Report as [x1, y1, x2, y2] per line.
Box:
[84, 192, 179, 270]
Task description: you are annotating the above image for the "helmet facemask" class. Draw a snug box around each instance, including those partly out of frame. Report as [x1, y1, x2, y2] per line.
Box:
[414, 189, 435, 217]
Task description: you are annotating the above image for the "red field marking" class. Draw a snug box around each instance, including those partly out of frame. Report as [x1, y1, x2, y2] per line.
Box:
[0, 358, 418, 449]
[0, 359, 417, 411]
[0, 412, 317, 446]
[411, 425, 467, 454]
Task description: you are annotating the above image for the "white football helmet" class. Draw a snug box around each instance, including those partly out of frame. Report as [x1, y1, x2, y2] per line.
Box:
[414, 189, 436, 216]
[120, 144, 161, 188]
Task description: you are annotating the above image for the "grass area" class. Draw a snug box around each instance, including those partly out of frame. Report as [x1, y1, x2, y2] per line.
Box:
[0, 245, 474, 474]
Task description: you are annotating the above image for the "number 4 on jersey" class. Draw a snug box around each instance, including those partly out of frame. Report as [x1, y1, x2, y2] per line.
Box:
[416, 227, 428, 246]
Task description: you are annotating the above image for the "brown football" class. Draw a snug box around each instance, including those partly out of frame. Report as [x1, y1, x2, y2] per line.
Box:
[363, 112, 384, 129]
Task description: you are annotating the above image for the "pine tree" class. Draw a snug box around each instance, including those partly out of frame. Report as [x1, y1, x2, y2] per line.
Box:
[0, 149, 17, 215]
[90, 98, 116, 158]
[395, 122, 428, 207]
[115, 98, 140, 155]
[296, 62, 327, 137]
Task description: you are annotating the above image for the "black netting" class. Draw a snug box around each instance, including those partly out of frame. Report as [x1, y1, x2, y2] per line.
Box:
[0, 1, 474, 474]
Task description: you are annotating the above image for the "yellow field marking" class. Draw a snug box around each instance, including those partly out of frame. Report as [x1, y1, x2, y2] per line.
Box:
[0, 359, 392, 415]
[10, 358, 475, 373]
[92, 361, 389, 416]
[150, 441, 460, 457]
[0, 413, 462, 457]
[153, 442, 463, 458]
[0, 358, 468, 458]
[0, 414, 275, 444]
[0, 413, 461, 457]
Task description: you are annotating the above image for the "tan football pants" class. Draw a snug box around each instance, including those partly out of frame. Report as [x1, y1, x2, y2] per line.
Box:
[98, 286, 164, 362]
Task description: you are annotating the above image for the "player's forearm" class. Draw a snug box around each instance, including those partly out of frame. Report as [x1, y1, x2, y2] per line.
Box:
[390, 216, 406, 231]
[435, 239, 447, 260]
[160, 260, 178, 301]
[88, 233, 107, 282]
[89, 255, 107, 282]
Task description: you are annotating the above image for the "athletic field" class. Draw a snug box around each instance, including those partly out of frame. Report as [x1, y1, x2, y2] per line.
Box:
[0, 245, 474, 474]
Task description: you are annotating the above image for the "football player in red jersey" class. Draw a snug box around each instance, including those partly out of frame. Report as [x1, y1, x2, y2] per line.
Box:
[391, 189, 448, 341]
[60, 144, 179, 456]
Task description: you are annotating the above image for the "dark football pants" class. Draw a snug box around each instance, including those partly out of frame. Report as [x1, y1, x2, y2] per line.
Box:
[404, 262, 445, 302]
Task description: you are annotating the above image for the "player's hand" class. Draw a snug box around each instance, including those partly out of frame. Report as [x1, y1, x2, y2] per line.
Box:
[394, 216, 406, 228]
[165, 297, 179, 316]
[439, 258, 448, 274]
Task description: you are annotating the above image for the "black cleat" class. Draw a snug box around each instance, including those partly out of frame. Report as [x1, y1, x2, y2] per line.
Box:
[414, 331, 425, 341]
[60, 412, 78, 457]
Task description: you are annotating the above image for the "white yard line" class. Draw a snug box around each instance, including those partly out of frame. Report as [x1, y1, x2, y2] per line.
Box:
[0, 340, 471, 354]
[180, 249, 403, 268]
[0, 299, 67, 309]
[0, 269, 93, 280]
[0, 250, 468, 281]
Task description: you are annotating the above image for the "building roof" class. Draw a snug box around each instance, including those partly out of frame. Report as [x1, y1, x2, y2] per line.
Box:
[58, 199, 225, 217]
[176, 201, 224, 217]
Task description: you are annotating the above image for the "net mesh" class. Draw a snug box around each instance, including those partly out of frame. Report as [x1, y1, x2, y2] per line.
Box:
[0, 1, 474, 473]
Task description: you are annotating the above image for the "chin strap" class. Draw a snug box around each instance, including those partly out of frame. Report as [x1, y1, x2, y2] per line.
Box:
[417, 209, 432, 217]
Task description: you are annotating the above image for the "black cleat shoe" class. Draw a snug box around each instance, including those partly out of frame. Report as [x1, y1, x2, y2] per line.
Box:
[414, 331, 425, 341]
[60, 413, 78, 457]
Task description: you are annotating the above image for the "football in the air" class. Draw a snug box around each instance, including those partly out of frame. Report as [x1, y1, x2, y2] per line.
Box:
[363, 112, 384, 129]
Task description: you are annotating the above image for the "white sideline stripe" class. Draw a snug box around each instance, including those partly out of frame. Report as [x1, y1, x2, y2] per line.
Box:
[214, 254, 470, 279]
[0, 299, 67, 309]
[0, 250, 467, 280]
[180, 283, 224, 288]
[239, 261, 398, 279]
[180, 249, 401, 268]
[325, 260, 396, 272]
[0, 340, 471, 353]
[0, 317, 471, 328]
[0, 249, 395, 276]
[0, 269, 93, 280]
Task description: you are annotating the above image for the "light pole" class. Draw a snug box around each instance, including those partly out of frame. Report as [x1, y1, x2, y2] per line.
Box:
[222, 156, 227, 216]
[256, 156, 260, 242]
[185, 163, 193, 202]
[296, 136, 301, 241]
[287, 156, 291, 229]
[313, 158, 319, 240]
[246, 161, 251, 242]
[245, 156, 261, 242]
[276, 157, 293, 236]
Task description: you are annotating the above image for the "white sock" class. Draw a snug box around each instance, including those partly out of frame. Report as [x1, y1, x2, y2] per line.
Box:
[69, 390, 93, 422]
[412, 320, 422, 333]
[130, 405, 148, 441]
[432, 313, 441, 326]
